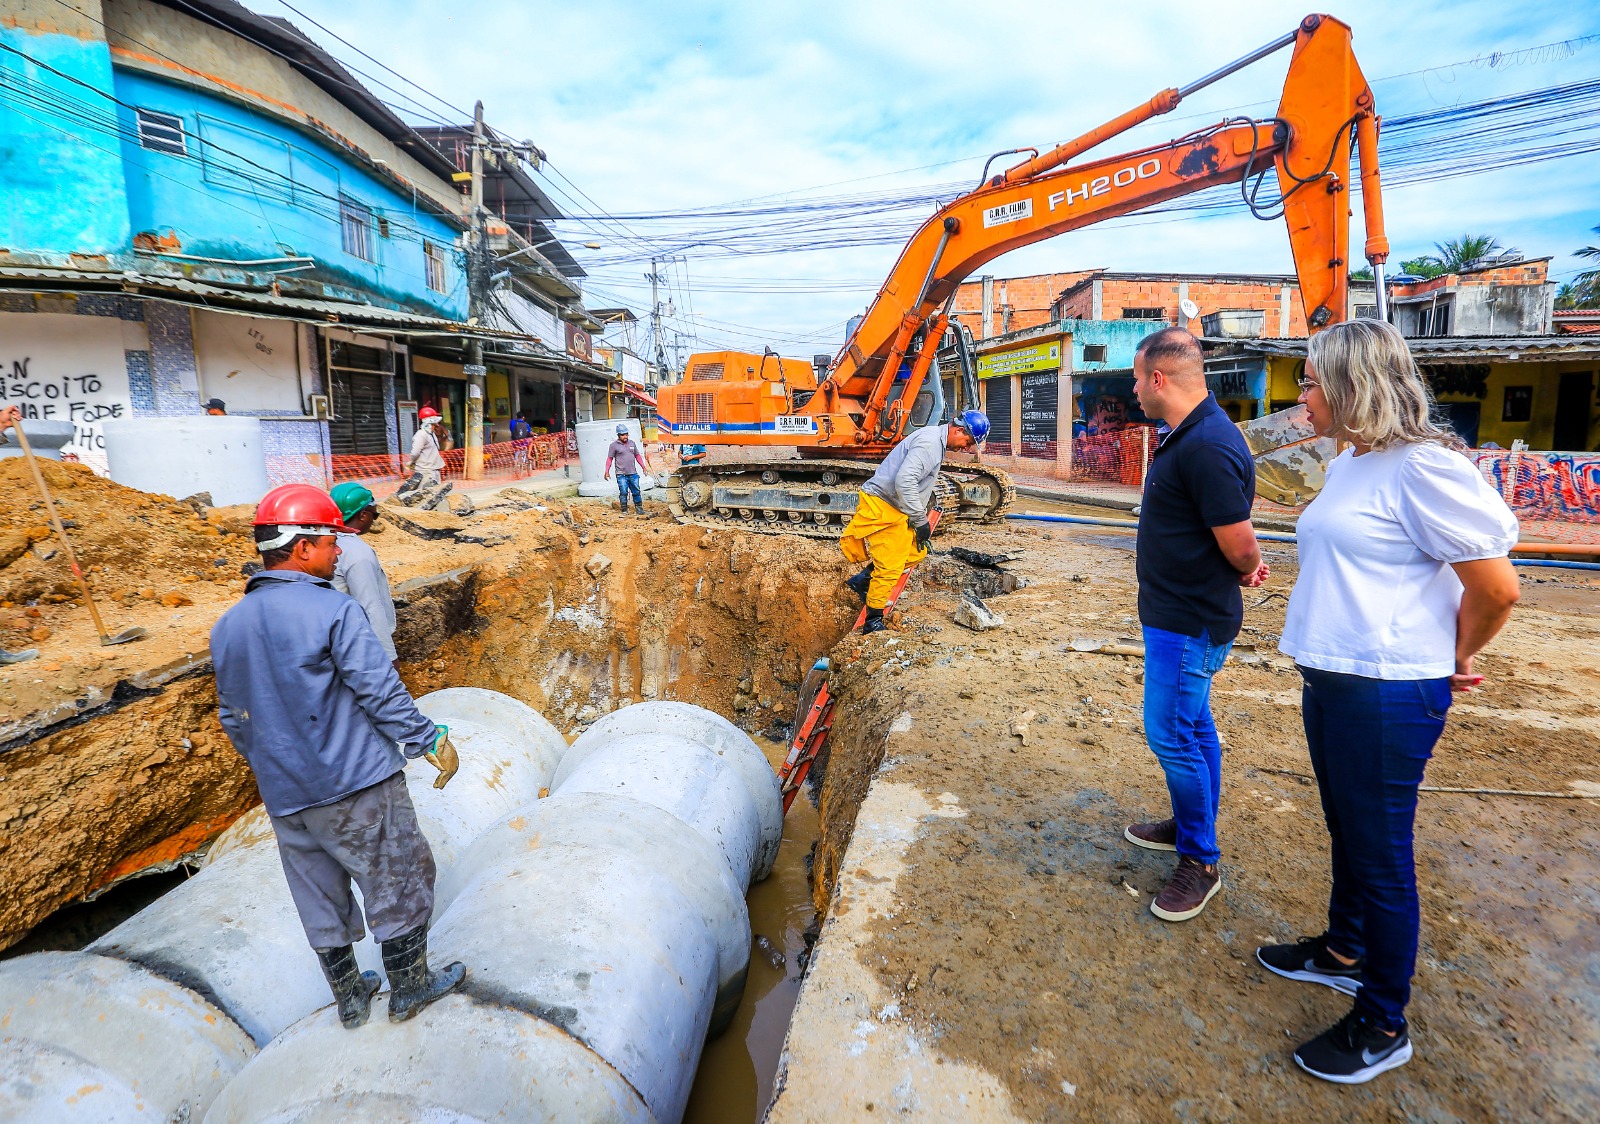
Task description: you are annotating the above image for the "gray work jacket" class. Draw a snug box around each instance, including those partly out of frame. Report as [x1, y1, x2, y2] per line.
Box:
[211, 569, 436, 817]
[862, 423, 948, 526]
[332, 532, 397, 660]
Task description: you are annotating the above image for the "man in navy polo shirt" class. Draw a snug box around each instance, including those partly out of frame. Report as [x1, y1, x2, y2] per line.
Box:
[1125, 327, 1269, 922]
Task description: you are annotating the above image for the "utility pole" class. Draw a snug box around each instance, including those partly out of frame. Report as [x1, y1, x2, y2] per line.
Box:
[464, 100, 488, 480]
[646, 257, 666, 383]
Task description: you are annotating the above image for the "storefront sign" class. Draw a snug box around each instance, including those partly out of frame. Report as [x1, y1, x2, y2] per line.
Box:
[1020, 371, 1059, 456]
[0, 311, 138, 469]
[978, 341, 1061, 380]
[565, 323, 592, 362]
[1204, 363, 1266, 402]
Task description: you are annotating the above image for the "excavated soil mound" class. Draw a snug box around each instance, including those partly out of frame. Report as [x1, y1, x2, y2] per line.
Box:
[0, 458, 254, 614]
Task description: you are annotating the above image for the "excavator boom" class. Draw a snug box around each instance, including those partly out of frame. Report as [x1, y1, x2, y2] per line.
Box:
[657, 13, 1387, 535]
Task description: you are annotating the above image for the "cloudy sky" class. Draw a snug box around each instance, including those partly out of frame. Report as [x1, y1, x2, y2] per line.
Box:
[278, 0, 1600, 358]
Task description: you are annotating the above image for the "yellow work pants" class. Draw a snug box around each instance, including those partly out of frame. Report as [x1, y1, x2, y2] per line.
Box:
[840, 492, 926, 610]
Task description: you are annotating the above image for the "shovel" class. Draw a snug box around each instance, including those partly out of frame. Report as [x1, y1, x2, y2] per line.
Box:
[10, 424, 146, 646]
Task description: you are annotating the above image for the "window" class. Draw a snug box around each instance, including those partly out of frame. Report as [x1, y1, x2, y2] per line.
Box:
[1502, 386, 1533, 423]
[1354, 305, 1378, 319]
[424, 241, 448, 292]
[1121, 307, 1166, 320]
[135, 108, 187, 156]
[1083, 344, 1108, 363]
[340, 196, 374, 261]
[1418, 300, 1451, 337]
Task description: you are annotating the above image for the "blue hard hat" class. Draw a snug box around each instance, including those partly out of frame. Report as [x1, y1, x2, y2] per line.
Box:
[956, 409, 990, 443]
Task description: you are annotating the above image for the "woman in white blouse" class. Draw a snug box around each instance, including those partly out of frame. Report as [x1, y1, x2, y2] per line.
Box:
[1257, 319, 1520, 1085]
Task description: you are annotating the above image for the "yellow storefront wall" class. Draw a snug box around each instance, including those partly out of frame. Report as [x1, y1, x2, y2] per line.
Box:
[1264, 354, 1600, 450]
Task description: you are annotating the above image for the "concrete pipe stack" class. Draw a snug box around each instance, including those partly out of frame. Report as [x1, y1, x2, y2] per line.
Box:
[206, 700, 782, 1124]
[0, 688, 567, 1123]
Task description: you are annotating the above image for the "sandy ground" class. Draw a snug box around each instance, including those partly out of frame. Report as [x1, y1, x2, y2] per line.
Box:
[779, 515, 1600, 1121]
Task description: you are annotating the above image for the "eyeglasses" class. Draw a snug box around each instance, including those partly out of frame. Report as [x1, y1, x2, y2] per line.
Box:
[1296, 377, 1321, 391]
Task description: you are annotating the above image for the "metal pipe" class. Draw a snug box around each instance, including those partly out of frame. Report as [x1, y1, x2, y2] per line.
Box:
[1006, 513, 1600, 567]
[1177, 28, 1299, 98]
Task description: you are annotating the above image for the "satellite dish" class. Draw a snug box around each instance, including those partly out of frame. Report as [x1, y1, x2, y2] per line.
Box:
[1180, 298, 1200, 321]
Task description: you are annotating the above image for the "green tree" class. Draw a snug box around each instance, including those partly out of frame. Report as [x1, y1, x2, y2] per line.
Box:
[1557, 280, 1600, 310]
[1399, 255, 1447, 279]
[1571, 223, 1600, 294]
[1426, 234, 1515, 274]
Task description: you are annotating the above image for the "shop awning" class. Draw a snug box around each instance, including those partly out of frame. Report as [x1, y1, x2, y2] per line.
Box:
[623, 384, 658, 408]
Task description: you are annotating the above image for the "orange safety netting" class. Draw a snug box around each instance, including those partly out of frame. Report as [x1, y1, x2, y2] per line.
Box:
[330, 434, 577, 498]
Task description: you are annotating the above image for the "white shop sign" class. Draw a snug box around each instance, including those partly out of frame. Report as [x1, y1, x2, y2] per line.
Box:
[0, 311, 144, 470]
[192, 311, 303, 413]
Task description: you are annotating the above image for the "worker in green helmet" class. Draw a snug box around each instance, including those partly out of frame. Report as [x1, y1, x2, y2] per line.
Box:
[330, 482, 398, 665]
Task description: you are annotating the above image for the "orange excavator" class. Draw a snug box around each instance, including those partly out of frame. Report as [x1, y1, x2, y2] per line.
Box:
[657, 13, 1389, 536]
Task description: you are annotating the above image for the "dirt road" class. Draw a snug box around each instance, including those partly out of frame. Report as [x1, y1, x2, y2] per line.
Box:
[785, 514, 1599, 1121]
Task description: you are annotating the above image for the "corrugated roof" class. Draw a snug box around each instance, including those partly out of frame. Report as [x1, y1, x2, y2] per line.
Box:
[1230, 335, 1600, 362]
[0, 267, 528, 340]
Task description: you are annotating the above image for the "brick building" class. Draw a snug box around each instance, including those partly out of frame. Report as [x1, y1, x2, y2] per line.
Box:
[950, 269, 1380, 343]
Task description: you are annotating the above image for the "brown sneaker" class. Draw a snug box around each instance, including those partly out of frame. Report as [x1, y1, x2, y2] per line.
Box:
[1123, 817, 1177, 852]
[1150, 856, 1221, 922]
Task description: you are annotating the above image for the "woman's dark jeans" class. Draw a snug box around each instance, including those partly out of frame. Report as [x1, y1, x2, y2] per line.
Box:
[1298, 665, 1452, 1029]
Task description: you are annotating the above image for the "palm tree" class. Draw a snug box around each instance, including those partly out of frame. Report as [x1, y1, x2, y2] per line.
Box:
[1555, 281, 1597, 309]
[1572, 223, 1600, 292]
[1425, 234, 1517, 274]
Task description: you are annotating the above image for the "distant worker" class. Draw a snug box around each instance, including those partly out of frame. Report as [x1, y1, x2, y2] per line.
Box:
[0, 406, 38, 666]
[1262, 320, 1518, 1084]
[204, 398, 227, 416]
[409, 407, 445, 488]
[1124, 327, 1266, 923]
[839, 410, 987, 634]
[680, 442, 708, 467]
[330, 482, 398, 665]
[510, 413, 533, 466]
[210, 484, 465, 1031]
[604, 423, 653, 516]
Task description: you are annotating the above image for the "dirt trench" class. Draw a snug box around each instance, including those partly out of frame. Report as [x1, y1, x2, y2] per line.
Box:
[0, 508, 885, 953]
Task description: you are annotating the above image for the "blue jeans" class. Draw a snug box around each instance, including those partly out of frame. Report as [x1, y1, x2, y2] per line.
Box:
[1141, 625, 1231, 865]
[1299, 666, 1450, 1029]
[616, 472, 642, 509]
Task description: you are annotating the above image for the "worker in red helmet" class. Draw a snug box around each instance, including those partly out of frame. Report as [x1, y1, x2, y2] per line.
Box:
[408, 406, 445, 488]
[210, 484, 465, 1031]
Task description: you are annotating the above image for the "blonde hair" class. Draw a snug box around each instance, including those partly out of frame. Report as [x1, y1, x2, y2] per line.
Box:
[1306, 319, 1461, 451]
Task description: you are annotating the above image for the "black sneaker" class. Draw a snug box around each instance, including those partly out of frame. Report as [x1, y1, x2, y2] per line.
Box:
[1257, 933, 1363, 996]
[1294, 1009, 1412, 1084]
[844, 565, 874, 600]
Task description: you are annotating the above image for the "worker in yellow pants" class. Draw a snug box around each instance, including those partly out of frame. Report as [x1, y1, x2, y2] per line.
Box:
[839, 410, 988, 633]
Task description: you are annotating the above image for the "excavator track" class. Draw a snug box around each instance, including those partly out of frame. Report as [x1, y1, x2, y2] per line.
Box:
[663, 458, 1014, 539]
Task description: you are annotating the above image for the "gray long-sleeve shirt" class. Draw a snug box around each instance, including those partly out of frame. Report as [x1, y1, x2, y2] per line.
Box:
[211, 569, 437, 817]
[861, 423, 948, 525]
[332, 532, 397, 660]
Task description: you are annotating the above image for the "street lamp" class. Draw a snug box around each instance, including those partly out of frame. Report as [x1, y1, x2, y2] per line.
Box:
[496, 237, 602, 263]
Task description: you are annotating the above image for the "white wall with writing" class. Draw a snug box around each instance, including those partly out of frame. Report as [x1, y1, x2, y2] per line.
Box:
[0, 312, 144, 472]
[192, 311, 304, 413]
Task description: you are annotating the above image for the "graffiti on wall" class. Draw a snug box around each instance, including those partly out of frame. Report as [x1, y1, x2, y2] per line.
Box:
[1473, 449, 1600, 523]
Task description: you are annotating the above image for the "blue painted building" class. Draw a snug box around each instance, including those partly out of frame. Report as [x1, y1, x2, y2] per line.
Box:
[0, 0, 605, 481]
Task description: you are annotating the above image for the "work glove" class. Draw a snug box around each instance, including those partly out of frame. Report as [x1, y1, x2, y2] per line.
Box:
[424, 724, 459, 789]
[913, 521, 932, 549]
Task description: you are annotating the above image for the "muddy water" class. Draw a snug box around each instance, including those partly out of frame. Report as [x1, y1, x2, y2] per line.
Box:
[683, 735, 819, 1123]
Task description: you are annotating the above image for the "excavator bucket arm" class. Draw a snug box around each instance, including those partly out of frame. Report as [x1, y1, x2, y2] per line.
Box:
[824, 13, 1386, 445]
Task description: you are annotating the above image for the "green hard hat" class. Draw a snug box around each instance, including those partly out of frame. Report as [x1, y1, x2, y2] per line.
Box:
[330, 482, 375, 521]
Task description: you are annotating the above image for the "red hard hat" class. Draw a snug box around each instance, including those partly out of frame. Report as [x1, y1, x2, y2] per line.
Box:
[418, 406, 441, 420]
[253, 484, 348, 530]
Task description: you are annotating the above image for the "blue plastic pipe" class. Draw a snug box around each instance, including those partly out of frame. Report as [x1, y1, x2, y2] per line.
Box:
[1004, 513, 1600, 570]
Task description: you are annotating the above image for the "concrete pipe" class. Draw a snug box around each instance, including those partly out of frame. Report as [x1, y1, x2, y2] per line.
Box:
[559, 700, 782, 880]
[554, 731, 763, 890]
[436, 789, 753, 1032]
[91, 687, 568, 1045]
[0, 951, 255, 1123]
[203, 702, 781, 1124]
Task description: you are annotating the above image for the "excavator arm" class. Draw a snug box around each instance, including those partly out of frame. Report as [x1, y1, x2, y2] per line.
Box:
[821, 12, 1389, 447]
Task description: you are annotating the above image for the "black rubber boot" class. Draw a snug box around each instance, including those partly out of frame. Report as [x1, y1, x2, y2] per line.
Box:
[315, 944, 382, 1030]
[861, 606, 888, 634]
[844, 565, 874, 600]
[380, 926, 466, 1023]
